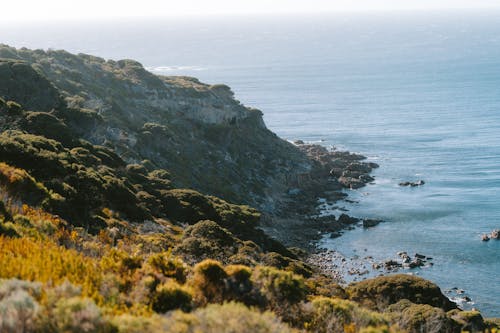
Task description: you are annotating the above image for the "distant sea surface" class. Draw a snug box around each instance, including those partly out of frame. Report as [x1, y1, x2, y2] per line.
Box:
[2, 11, 499, 315]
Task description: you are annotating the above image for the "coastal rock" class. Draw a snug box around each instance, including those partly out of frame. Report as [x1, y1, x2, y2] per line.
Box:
[399, 180, 425, 187]
[481, 234, 490, 241]
[490, 229, 499, 239]
[362, 218, 382, 228]
[338, 214, 359, 225]
[384, 259, 402, 269]
[338, 176, 365, 189]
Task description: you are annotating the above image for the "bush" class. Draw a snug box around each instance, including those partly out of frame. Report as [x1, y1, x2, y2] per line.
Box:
[448, 309, 486, 332]
[175, 220, 240, 263]
[0, 289, 39, 333]
[151, 280, 192, 313]
[346, 274, 456, 311]
[224, 265, 253, 303]
[147, 253, 188, 284]
[47, 297, 117, 333]
[0, 279, 41, 332]
[305, 296, 388, 333]
[0, 162, 51, 206]
[190, 259, 227, 305]
[252, 266, 307, 305]
[163, 302, 297, 333]
[6, 101, 23, 115]
[386, 300, 457, 333]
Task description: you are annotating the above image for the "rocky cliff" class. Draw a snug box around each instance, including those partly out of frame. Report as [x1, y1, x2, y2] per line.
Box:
[0, 44, 311, 213]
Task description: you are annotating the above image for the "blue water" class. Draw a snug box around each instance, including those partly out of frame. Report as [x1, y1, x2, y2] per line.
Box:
[1, 11, 499, 316]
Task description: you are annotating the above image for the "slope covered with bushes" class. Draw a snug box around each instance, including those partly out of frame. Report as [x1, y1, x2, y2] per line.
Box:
[0, 46, 498, 332]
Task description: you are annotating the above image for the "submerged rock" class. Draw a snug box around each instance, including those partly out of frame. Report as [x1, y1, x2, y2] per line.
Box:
[338, 214, 359, 225]
[490, 229, 499, 239]
[399, 180, 425, 187]
[362, 219, 382, 228]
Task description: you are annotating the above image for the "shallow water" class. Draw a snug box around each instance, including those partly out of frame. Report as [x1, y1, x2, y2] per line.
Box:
[2, 10, 499, 315]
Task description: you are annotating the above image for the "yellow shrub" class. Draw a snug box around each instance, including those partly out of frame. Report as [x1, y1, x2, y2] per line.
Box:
[0, 236, 102, 303]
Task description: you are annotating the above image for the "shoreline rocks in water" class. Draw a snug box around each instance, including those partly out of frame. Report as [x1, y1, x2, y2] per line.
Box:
[262, 142, 379, 251]
[481, 229, 499, 241]
[399, 180, 425, 187]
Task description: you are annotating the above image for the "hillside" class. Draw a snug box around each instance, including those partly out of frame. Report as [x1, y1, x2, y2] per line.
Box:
[0, 45, 497, 332]
[0, 44, 312, 212]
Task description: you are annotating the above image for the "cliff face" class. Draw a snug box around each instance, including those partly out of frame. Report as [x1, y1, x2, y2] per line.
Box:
[0, 45, 310, 211]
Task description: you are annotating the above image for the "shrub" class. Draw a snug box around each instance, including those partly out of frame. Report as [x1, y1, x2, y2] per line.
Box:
[151, 280, 192, 313]
[147, 253, 188, 283]
[111, 314, 165, 333]
[346, 274, 456, 311]
[387, 300, 457, 333]
[46, 297, 117, 333]
[252, 266, 307, 305]
[6, 101, 23, 115]
[175, 220, 240, 263]
[0, 162, 51, 205]
[305, 296, 388, 333]
[448, 309, 486, 332]
[0, 289, 39, 333]
[190, 259, 227, 304]
[0, 237, 103, 302]
[224, 265, 254, 303]
[163, 302, 297, 333]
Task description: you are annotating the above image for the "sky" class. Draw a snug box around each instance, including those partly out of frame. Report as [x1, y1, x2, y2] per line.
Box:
[4, 0, 500, 21]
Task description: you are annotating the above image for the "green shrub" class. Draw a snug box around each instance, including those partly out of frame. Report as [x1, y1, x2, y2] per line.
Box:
[347, 274, 456, 311]
[6, 101, 23, 115]
[387, 300, 457, 333]
[175, 220, 240, 263]
[448, 309, 486, 332]
[252, 266, 307, 304]
[224, 265, 253, 303]
[151, 280, 192, 313]
[163, 302, 297, 333]
[45, 297, 117, 333]
[190, 259, 228, 304]
[306, 296, 388, 333]
[147, 253, 188, 284]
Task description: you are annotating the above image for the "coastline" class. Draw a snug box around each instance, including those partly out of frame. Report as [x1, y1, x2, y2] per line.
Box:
[268, 142, 481, 313]
[260, 142, 380, 280]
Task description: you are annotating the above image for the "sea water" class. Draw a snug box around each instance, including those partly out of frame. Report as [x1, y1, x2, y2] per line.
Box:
[2, 10, 499, 315]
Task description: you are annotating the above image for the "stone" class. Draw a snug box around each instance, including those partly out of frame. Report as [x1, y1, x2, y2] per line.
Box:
[338, 213, 359, 225]
[399, 180, 425, 187]
[490, 229, 499, 239]
[363, 219, 382, 228]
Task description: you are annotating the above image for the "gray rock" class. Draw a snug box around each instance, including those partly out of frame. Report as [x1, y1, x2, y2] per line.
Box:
[362, 219, 382, 228]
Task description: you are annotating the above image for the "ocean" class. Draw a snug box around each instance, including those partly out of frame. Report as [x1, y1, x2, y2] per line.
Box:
[2, 10, 499, 315]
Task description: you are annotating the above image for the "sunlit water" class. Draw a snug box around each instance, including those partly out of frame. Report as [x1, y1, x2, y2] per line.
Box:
[2, 10, 499, 315]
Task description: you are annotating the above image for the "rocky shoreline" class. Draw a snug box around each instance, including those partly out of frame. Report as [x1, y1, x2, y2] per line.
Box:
[262, 142, 483, 312]
[260, 142, 379, 253]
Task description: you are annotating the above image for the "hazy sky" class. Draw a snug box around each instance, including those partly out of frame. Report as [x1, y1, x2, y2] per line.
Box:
[4, 0, 500, 21]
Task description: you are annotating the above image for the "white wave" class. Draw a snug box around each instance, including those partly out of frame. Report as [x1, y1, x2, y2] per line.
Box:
[146, 65, 206, 73]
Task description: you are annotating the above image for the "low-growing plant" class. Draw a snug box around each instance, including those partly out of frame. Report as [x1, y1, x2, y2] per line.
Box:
[151, 280, 192, 313]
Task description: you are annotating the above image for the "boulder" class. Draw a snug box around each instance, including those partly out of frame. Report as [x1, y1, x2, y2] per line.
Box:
[363, 219, 382, 228]
[338, 176, 365, 189]
[399, 180, 425, 187]
[490, 229, 499, 239]
[338, 214, 359, 225]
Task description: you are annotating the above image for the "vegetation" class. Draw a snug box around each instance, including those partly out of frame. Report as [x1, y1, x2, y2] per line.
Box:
[346, 274, 456, 311]
[0, 45, 498, 332]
